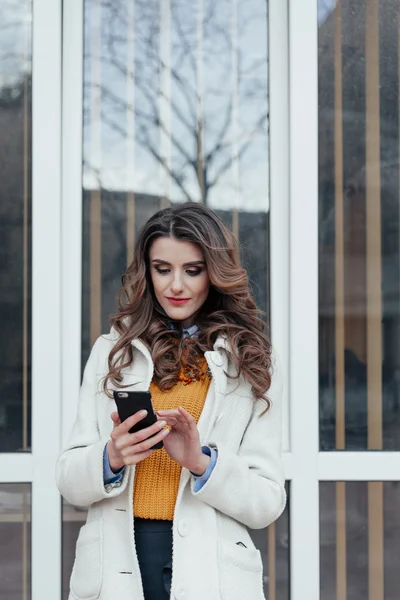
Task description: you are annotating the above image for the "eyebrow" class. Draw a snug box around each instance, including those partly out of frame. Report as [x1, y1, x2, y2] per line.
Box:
[151, 259, 206, 267]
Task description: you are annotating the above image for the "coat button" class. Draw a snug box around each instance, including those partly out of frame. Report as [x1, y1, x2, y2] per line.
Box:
[174, 584, 186, 599]
[178, 520, 189, 537]
[105, 484, 112, 493]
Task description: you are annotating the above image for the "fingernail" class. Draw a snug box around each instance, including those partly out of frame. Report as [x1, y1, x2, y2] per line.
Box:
[139, 410, 148, 417]
[162, 428, 170, 436]
[158, 420, 167, 428]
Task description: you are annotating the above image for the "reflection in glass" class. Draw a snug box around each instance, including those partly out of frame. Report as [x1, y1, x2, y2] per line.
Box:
[320, 481, 400, 600]
[318, 0, 400, 449]
[0, 2, 32, 451]
[250, 483, 290, 600]
[62, 499, 88, 600]
[81, 0, 270, 365]
[0, 484, 31, 600]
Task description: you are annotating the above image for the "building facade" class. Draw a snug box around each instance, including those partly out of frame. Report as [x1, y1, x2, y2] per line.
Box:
[1, 1, 399, 599]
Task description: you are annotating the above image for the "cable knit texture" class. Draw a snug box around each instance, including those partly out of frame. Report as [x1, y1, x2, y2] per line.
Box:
[134, 359, 211, 519]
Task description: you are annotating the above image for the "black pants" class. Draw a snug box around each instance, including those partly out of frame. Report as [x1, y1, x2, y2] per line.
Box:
[134, 518, 173, 600]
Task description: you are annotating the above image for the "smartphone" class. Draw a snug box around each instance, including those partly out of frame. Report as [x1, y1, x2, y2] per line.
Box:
[113, 390, 163, 449]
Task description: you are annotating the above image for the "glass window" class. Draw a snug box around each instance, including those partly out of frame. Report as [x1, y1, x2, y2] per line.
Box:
[318, 0, 400, 449]
[81, 0, 270, 364]
[250, 483, 290, 600]
[62, 499, 87, 600]
[0, 484, 31, 600]
[0, 1, 32, 451]
[320, 481, 400, 599]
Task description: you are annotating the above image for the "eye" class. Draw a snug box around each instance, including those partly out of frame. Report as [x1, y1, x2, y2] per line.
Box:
[155, 267, 170, 275]
[186, 268, 202, 276]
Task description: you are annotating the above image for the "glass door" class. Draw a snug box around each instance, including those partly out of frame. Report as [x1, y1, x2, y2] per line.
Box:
[288, 0, 400, 599]
[318, 1, 400, 599]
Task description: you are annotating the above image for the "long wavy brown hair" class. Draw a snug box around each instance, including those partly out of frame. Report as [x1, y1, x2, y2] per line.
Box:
[104, 202, 273, 407]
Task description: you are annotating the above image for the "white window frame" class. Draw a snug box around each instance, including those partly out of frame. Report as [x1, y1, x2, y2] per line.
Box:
[287, 1, 320, 598]
[31, 0, 63, 596]
[0, 1, 63, 599]
[61, 0, 84, 447]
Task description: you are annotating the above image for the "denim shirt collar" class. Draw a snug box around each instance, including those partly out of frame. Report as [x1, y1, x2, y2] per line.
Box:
[168, 321, 199, 339]
[182, 324, 199, 338]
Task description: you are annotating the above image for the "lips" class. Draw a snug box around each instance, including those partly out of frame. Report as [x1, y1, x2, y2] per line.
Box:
[166, 297, 191, 306]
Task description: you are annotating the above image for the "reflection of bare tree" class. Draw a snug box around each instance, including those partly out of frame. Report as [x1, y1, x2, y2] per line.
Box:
[0, 2, 31, 86]
[0, 4, 32, 453]
[84, 0, 268, 204]
[0, 75, 30, 108]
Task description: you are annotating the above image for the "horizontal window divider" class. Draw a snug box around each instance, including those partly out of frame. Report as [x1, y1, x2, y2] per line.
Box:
[0, 508, 87, 524]
[318, 452, 400, 481]
[0, 454, 33, 483]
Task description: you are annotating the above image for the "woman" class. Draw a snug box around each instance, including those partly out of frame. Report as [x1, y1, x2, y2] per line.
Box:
[56, 202, 286, 600]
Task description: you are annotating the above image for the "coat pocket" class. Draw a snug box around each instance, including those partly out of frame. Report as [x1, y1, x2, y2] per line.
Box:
[217, 538, 265, 600]
[70, 519, 103, 600]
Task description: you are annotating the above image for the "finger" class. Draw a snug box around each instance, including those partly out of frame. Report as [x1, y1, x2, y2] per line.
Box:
[130, 420, 167, 444]
[135, 427, 169, 451]
[111, 411, 147, 437]
[112, 419, 166, 450]
[178, 406, 197, 427]
[177, 406, 193, 418]
[121, 410, 148, 433]
[157, 410, 183, 425]
[111, 411, 121, 427]
[170, 409, 191, 427]
[124, 427, 170, 456]
[111, 431, 134, 451]
[157, 416, 179, 427]
[124, 448, 155, 465]
[158, 409, 192, 431]
[157, 409, 181, 418]
[158, 415, 178, 424]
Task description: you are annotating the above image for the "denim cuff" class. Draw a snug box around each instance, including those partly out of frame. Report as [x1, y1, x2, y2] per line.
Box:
[103, 443, 125, 484]
[191, 446, 218, 492]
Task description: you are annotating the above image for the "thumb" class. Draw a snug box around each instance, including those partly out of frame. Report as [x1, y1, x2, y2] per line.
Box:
[111, 411, 121, 427]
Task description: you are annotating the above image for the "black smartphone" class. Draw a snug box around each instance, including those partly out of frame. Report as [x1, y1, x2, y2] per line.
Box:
[113, 390, 163, 449]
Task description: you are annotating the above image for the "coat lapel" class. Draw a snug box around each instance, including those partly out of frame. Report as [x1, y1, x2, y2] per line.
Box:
[131, 338, 154, 389]
[198, 345, 228, 443]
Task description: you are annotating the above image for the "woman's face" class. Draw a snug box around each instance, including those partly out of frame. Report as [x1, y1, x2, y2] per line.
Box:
[149, 236, 210, 328]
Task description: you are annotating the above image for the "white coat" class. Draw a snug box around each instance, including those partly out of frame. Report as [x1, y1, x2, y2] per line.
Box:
[56, 329, 286, 600]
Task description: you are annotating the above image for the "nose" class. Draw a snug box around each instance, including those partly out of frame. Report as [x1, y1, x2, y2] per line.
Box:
[170, 271, 184, 295]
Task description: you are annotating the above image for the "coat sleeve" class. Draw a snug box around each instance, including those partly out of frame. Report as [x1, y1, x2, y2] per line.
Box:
[190, 353, 286, 529]
[56, 336, 130, 507]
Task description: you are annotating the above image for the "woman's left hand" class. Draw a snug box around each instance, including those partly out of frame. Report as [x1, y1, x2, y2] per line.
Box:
[157, 407, 210, 476]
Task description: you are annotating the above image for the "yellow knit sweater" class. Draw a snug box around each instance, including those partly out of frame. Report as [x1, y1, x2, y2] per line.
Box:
[133, 358, 211, 520]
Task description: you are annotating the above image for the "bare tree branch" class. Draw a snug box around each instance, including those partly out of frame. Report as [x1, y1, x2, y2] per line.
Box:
[82, 0, 269, 205]
[208, 113, 268, 189]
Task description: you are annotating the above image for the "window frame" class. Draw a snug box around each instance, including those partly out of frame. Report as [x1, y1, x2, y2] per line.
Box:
[0, 0, 64, 599]
[5, 1, 399, 599]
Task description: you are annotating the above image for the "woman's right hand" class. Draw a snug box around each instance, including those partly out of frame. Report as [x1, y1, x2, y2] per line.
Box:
[107, 410, 169, 472]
